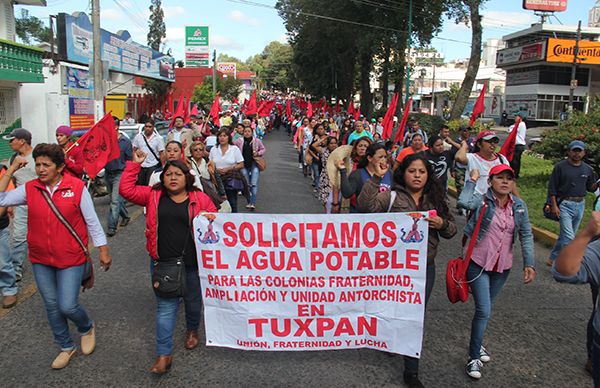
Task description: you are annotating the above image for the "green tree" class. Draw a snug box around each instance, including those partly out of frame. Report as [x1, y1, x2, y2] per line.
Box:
[191, 76, 243, 110]
[15, 9, 52, 44]
[217, 54, 251, 71]
[447, 0, 486, 119]
[147, 0, 166, 51]
[247, 41, 295, 91]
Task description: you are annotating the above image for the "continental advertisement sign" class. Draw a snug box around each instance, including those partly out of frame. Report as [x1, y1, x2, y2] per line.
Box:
[546, 38, 600, 65]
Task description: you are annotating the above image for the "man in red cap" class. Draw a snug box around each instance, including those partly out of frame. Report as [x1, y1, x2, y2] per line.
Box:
[455, 130, 512, 196]
[55, 126, 84, 179]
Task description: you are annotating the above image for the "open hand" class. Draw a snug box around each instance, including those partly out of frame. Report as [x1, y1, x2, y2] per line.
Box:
[584, 211, 600, 238]
[133, 150, 147, 164]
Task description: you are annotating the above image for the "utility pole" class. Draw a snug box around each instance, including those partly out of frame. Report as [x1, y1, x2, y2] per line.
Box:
[568, 20, 582, 112]
[430, 59, 436, 115]
[404, 0, 413, 106]
[212, 50, 217, 95]
[91, 0, 104, 120]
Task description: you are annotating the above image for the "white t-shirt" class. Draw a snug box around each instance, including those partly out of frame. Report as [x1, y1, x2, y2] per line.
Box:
[509, 121, 527, 146]
[466, 153, 510, 195]
[205, 136, 217, 149]
[132, 132, 165, 167]
[209, 145, 244, 170]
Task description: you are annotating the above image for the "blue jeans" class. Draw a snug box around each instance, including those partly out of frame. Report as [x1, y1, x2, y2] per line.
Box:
[241, 164, 260, 205]
[105, 170, 129, 231]
[153, 263, 202, 356]
[550, 200, 586, 260]
[32, 263, 93, 351]
[593, 330, 600, 386]
[467, 261, 510, 360]
[310, 161, 320, 188]
[10, 205, 28, 277]
[0, 228, 16, 296]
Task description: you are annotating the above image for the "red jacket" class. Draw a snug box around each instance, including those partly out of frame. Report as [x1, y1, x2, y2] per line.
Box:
[64, 142, 84, 179]
[119, 161, 217, 259]
[26, 174, 88, 268]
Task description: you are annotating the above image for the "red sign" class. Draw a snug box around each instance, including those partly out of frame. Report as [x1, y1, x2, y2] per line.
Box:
[522, 0, 567, 12]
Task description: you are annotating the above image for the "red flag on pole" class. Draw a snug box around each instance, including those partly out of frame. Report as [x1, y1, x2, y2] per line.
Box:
[499, 116, 521, 162]
[382, 92, 399, 140]
[334, 100, 341, 113]
[257, 100, 276, 117]
[245, 90, 257, 116]
[209, 94, 221, 126]
[393, 97, 413, 144]
[286, 99, 293, 122]
[190, 104, 199, 117]
[169, 92, 185, 128]
[354, 107, 361, 121]
[166, 90, 173, 113]
[184, 92, 192, 124]
[347, 101, 355, 116]
[76, 113, 120, 179]
[233, 97, 239, 105]
[469, 82, 487, 127]
[307, 101, 313, 118]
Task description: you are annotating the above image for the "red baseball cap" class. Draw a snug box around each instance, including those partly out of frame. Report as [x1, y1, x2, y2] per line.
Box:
[475, 130, 499, 142]
[489, 164, 515, 177]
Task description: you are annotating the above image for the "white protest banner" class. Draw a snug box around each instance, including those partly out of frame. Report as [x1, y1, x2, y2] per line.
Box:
[193, 212, 430, 356]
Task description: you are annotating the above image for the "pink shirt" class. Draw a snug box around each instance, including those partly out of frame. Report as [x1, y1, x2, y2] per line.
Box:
[469, 197, 515, 273]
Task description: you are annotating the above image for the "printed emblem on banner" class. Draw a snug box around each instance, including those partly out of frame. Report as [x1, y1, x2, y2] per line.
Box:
[400, 213, 426, 243]
[197, 213, 220, 244]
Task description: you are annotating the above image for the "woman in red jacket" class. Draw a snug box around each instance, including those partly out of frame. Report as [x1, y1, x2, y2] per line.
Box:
[119, 149, 216, 374]
[0, 143, 111, 370]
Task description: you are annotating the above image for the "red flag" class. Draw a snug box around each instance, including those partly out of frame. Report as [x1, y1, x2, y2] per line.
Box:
[354, 107, 361, 121]
[469, 82, 487, 127]
[393, 97, 413, 144]
[307, 101, 313, 118]
[257, 100, 276, 117]
[167, 90, 174, 113]
[233, 97, 239, 105]
[76, 113, 120, 179]
[209, 94, 221, 126]
[245, 90, 257, 116]
[382, 92, 399, 140]
[169, 92, 185, 128]
[190, 104, 199, 117]
[500, 116, 521, 162]
[286, 99, 293, 122]
[334, 100, 341, 113]
[347, 101, 355, 116]
[184, 92, 192, 124]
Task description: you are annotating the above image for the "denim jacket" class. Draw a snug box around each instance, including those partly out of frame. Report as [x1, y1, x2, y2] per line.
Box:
[458, 180, 535, 268]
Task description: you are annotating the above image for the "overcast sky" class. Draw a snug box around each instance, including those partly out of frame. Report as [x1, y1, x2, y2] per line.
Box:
[17, 0, 596, 62]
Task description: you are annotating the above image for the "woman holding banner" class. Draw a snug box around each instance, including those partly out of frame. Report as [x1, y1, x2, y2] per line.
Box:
[358, 153, 457, 388]
[457, 165, 535, 380]
[120, 150, 217, 374]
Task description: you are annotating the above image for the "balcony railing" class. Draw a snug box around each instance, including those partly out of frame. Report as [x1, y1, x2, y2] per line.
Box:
[0, 39, 44, 83]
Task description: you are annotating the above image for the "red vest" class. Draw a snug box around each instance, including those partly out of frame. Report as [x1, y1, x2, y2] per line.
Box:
[26, 175, 88, 268]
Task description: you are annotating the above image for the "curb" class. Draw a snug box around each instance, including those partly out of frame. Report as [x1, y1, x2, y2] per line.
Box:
[447, 186, 558, 247]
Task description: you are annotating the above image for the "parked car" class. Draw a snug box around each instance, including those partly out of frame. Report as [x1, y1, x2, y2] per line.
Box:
[119, 120, 170, 142]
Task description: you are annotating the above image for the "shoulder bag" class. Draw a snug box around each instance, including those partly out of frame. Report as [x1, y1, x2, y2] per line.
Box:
[446, 202, 487, 304]
[142, 134, 162, 170]
[151, 204, 194, 298]
[39, 188, 94, 291]
[254, 156, 267, 171]
[543, 195, 561, 221]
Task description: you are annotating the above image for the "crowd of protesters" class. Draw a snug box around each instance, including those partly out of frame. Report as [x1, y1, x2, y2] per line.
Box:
[1, 93, 600, 388]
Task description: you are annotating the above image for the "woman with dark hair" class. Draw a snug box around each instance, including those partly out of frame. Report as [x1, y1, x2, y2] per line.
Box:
[393, 132, 428, 169]
[358, 153, 457, 387]
[326, 137, 372, 213]
[120, 150, 217, 374]
[234, 126, 266, 210]
[458, 165, 535, 380]
[336, 143, 392, 213]
[307, 123, 327, 189]
[209, 128, 245, 212]
[0, 143, 111, 370]
[317, 136, 339, 213]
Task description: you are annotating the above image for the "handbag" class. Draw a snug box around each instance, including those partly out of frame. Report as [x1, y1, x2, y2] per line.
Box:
[446, 202, 487, 304]
[254, 156, 267, 171]
[151, 204, 194, 298]
[543, 195, 561, 221]
[39, 189, 94, 291]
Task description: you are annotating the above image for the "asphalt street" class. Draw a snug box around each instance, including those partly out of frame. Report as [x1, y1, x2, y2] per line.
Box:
[0, 128, 594, 387]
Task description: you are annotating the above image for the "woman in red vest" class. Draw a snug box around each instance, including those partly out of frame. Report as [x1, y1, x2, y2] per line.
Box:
[0, 143, 111, 370]
[119, 149, 217, 374]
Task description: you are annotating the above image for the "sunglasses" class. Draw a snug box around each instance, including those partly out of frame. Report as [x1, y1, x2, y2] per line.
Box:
[483, 138, 499, 144]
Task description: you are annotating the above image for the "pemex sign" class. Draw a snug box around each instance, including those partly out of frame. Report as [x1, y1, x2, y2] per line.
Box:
[185, 26, 210, 67]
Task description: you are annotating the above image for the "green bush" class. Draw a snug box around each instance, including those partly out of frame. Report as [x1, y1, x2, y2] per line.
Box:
[410, 113, 446, 133]
[534, 98, 600, 174]
[446, 118, 493, 133]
